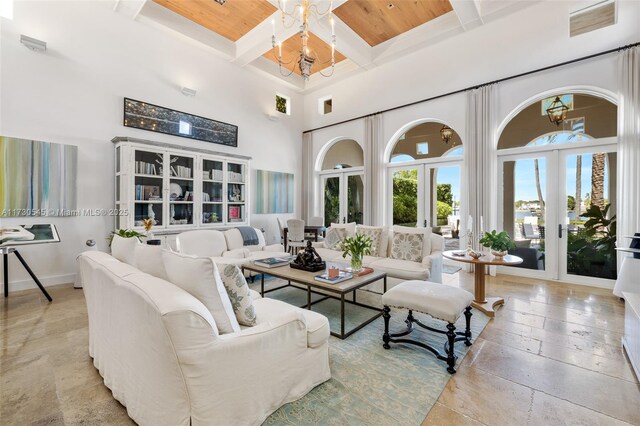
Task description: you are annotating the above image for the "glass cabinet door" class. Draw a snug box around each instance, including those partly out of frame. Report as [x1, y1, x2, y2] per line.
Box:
[201, 158, 223, 225]
[227, 162, 246, 223]
[133, 149, 164, 227]
[168, 154, 194, 226]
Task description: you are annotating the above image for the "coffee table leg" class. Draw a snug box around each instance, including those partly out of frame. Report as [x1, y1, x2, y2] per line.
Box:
[261, 273, 265, 297]
[307, 285, 311, 309]
[341, 294, 345, 338]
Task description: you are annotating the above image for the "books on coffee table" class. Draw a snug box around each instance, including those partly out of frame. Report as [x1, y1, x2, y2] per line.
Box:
[253, 256, 293, 268]
[314, 271, 353, 284]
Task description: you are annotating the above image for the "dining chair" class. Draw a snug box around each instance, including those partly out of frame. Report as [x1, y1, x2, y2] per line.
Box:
[287, 219, 306, 255]
[277, 217, 287, 244]
[305, 216, 325, 241]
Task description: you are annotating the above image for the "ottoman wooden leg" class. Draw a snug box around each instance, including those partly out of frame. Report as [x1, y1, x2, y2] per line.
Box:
[446, 323, 457, 374]
[382, 305, 391, 349]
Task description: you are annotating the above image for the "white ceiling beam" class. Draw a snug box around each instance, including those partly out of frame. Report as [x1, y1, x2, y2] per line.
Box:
[137, 1, 235, 60]
[449, 0, 483, 30]
[251, 57, 306, 91]
[312, 16, 374, 69]
[234, 12, 299, 67]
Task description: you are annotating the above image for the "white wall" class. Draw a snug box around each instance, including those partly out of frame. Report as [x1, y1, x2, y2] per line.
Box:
[303, 0, 640, 130]
[0, 1, 304, 291]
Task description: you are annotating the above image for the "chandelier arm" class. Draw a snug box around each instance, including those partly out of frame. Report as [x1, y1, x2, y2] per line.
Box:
[317, 65, 335, 78]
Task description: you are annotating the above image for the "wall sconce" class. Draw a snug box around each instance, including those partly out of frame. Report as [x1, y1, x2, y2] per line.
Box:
[20, 35, 46, 52]
[181, 87, 196, 97]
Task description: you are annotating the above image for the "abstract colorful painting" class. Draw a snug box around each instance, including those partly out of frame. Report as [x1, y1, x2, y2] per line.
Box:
[255, 170, 294, 214]
[0, 136, 77, 216]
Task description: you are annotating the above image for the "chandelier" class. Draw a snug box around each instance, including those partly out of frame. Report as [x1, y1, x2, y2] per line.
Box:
[271, 0, 336, 81]
[546, 96, 569, 126]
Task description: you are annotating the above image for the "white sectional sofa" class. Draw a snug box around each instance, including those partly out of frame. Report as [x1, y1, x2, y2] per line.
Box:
[78, 250, 330, 426]
[314, 224, 444, 286]
[176, 227, 289, 265]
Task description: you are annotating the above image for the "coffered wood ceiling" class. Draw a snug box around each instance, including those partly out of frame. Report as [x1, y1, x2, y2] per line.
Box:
[152, 0, 276, 42]
[333, 0, 454, 46]
[262, 32, 347, 75]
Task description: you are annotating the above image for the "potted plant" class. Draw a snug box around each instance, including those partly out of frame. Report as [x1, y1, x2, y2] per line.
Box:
[107, 229, 145, 247]
[341, 234, 372, 272]
[479, 230, 515, 259]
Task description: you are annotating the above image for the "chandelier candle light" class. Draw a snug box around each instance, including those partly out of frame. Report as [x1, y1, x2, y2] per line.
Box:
[271, 0, 336, 80]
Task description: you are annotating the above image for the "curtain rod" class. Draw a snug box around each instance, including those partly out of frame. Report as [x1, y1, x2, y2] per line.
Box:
[302, 41, 639, 134]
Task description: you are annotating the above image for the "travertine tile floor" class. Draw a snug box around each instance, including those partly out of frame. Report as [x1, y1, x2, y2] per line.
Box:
[1, 272, 638, 425]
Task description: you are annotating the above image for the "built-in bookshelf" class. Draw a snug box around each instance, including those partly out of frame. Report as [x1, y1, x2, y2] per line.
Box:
[113, 137, 250, 233]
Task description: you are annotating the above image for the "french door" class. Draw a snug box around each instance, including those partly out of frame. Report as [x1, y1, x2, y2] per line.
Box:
[387, 160, 462, 228]
[321, 170, 364, 226]
[498, 141, 617, 286]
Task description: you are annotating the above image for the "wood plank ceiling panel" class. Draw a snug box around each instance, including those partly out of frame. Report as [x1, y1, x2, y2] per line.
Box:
[153, 0, 277, 42]
[262, 32, 347, 75]
[333, 0, 453, 46]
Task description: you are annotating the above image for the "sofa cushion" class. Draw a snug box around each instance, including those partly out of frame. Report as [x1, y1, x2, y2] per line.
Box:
[217, 264, 257, 327]
[135, 243, 168, 281]
[370, 257, 430, 281]
[176, 230, 227, 257]
[390, 232, 424, 262]
[391, 225, 432, 257]
[356, 225, 384, 257]
[253, 298, 329, 348]
[224, 228, 245, 251]
[247, 251, 290, 261]
[110, 235, 139, 265]
[162, 250, 240, 334]
[315, 247, 344, 262]
[324, 227, 346, 250]
[330, 222, 356, 236]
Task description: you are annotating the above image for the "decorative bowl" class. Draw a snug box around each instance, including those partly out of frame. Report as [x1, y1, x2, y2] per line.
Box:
[466, 249, 482, 259]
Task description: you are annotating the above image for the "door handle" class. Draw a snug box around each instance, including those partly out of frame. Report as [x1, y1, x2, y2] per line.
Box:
[558, 224, 563, 239]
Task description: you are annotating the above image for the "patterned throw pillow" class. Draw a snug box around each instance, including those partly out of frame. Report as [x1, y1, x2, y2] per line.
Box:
[390, 232, 424, 262]
[357, 227, 383, 257]
[324, 227, 347, 251]
[218, 264, 257, 327]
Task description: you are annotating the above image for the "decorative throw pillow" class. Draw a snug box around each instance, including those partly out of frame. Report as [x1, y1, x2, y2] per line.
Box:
[110, 235, 140, 266]
[324, 227, 347, 250]
[390, 232, 424, 262]
[330, 222, 357, 237]
[218, 264, 257, 326]
[356, 226, 383, 257]
[161, 250, 240, 334]
[392, 225, 432, 258]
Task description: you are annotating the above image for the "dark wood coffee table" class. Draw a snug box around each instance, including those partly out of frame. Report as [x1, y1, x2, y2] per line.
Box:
[243, 263, 387, 339]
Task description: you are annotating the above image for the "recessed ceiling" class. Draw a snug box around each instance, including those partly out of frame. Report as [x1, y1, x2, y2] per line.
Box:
[262, 32, 347, 76]
[152, 0, 276, 42]
[333, 0, 454, 46]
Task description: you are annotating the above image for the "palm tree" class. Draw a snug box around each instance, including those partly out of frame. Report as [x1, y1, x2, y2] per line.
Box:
[591, 153, 605, 211]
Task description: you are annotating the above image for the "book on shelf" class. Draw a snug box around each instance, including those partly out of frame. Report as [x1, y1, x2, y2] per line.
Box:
[253, 256, 294, 268]
[135, 161, 157, 175]
[314, 271, 353, 284]
[135, 185, 161, 201]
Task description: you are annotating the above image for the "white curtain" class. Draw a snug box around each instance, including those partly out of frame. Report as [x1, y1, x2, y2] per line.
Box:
[301, 132, 313, 222]
[617, 46, 640, 263]
[465, 84, 498, 273]
[364, 114, 383, 225]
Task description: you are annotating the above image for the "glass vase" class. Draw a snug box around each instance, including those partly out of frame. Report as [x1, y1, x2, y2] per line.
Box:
[350, 254, 363, 272]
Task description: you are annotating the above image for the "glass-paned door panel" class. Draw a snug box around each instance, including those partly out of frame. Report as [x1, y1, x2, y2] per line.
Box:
[392, 168, 419, 227]
[562, 151, 617, 280]
[169, 154, 194, 226]
[135, 202, 163, 227]
[347, 174, 364, 224]
[501, 157, 547, 272]
[431, 165, 461, 250]
[323, 176, 341, 227]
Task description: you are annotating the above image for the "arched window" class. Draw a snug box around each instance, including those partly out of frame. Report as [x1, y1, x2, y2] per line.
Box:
[389, 122, 462, 162]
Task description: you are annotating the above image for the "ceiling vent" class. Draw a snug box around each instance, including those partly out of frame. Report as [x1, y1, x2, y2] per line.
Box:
[569, 0, 616, 37]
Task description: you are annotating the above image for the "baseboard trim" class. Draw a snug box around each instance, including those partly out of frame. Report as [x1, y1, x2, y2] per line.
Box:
[0, 273, 77, 295]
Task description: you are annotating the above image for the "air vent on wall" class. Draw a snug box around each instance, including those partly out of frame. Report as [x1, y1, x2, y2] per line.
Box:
[569, 0, 616, 37]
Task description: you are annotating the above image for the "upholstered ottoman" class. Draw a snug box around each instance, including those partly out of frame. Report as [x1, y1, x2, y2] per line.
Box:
[382, 280, 474, 374]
